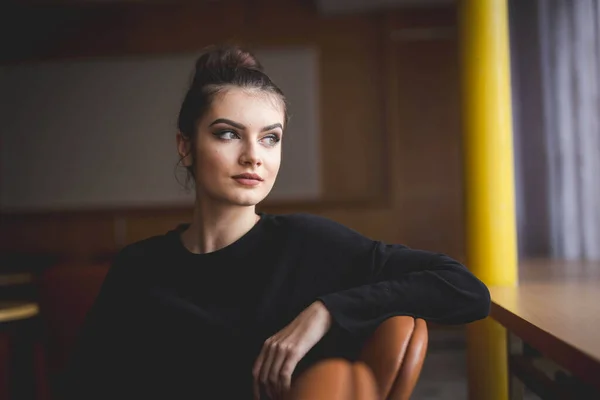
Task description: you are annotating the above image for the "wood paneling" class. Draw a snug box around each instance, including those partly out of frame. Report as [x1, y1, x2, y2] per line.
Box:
[0, 212, 114, 256]
[1, 2, 248, 62]
[393, 34, 464, 257]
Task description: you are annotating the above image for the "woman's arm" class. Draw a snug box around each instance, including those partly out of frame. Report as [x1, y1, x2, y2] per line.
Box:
[317, 242, 491, 339]
[252, 214, 490, 398]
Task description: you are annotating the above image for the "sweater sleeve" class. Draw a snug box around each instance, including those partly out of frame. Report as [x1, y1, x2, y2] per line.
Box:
[317, 241, 491, 339]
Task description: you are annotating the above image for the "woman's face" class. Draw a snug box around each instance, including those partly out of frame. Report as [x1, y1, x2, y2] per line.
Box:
[178, 87, 284, 207]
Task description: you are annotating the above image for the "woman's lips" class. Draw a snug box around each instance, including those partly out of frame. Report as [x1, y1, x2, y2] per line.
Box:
[233, 173, 263, 186]
[232, 177, 262, 186]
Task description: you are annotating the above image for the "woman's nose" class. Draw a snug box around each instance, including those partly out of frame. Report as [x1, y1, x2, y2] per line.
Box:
[239, 143, 262, 167]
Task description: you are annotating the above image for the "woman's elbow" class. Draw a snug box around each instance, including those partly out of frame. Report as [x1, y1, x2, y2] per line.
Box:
[443, 257, 491, 322]
[469, 279, 491, 321]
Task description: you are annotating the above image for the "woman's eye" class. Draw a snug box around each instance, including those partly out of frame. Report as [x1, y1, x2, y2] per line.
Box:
[215, 130, 239, 140]
[262, 134, 281, 146]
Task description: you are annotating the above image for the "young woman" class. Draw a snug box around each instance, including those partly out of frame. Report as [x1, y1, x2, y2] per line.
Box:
[64, 45, 490, 400]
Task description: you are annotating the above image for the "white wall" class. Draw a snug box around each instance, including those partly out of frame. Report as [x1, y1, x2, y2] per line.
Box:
[0, 48, 320, 211]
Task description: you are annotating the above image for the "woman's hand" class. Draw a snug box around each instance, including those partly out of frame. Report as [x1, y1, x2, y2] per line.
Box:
[252, 301, 332, 400]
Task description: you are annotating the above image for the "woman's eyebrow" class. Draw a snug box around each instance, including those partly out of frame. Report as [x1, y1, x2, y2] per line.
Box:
[261, 123, 283, 132]
[209, 119, 283, 132]
[209, 118, 245, 129]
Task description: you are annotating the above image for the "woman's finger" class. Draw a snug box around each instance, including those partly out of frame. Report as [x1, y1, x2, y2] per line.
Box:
[280, 344, 303, 398]
[279, 356, 295, 398]
[259, 338, 278, 399]
[267, 341, 290, 399]
[252, 342, 269, 400]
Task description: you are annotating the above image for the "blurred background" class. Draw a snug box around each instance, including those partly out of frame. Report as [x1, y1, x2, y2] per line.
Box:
[0, 0, 598, 399]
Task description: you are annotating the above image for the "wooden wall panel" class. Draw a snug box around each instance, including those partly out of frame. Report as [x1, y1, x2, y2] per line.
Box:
[317, 18, 386, 200]
[390, 14, 464, 259]
[123, 209, 192, 245]
[0, 212, 116, 258]
[1, 2, 248, 62]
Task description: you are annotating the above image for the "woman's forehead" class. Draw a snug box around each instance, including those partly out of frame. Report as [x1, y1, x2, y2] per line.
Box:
[207, 88, 285, 128]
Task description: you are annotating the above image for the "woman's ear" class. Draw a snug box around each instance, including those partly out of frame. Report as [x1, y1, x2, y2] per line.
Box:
[176, 131, 193, 167]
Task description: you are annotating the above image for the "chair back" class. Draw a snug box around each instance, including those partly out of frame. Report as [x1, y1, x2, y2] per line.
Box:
[358, 316, 428, 400]
[288, 359, 379, 400]
[36, 263, 110, 374]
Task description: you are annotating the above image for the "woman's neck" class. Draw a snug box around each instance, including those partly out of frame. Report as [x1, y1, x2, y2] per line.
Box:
[180, 202, 260, 254]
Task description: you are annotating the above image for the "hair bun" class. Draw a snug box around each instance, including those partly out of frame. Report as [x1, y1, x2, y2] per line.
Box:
[193, 45, 263, 86]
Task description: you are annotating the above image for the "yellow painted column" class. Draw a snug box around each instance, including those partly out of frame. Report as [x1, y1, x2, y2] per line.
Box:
[459, 0, 518, 399]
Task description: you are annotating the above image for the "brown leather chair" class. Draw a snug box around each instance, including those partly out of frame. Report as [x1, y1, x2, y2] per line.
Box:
[288, 359, 379, 400]
[33, 262, 111, 400]
[34, 263, 428, 400]
[359, 316, 429, 399]
[289, 316, 428, 400]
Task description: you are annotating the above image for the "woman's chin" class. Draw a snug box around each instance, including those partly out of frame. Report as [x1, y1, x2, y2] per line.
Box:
[200, 186, 272, 207]
[225, 191, 268, 207]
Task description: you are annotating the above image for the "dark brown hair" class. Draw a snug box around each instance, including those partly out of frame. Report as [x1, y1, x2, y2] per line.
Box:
[176, 45, 288, 189]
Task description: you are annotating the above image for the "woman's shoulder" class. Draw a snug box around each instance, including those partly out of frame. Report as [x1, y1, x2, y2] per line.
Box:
[268, 213, 373, 246]
[269, 212, 350, 230]
[109, 232, 174, 275]
[117, 234, 168, 259]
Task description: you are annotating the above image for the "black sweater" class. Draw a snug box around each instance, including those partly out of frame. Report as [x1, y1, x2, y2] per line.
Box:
[63, 213, 490, 399]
